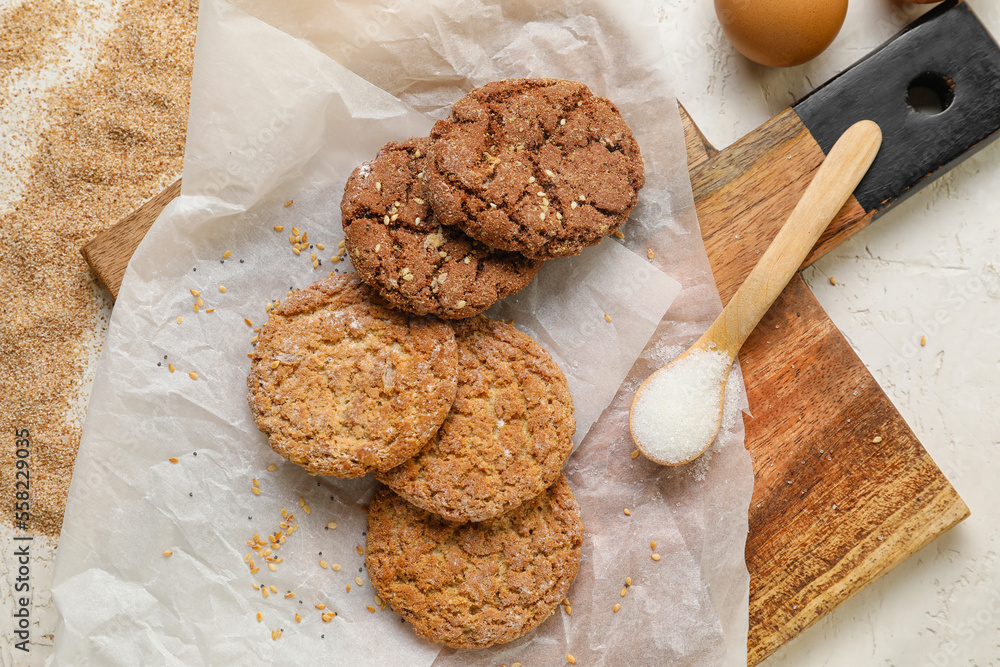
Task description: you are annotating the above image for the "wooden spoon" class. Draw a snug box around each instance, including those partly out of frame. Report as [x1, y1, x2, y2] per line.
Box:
[629, 119, 883, 466]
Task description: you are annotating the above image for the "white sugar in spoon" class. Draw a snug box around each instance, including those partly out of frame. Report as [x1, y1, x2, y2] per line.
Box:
[630, 120, 882, 466]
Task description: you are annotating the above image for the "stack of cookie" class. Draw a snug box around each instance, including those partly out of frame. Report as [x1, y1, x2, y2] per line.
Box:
[246, 78, 644, 650]
[341, 77, 645, 318]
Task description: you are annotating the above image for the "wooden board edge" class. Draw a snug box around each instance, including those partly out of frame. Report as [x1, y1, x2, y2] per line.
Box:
[679, 100, 718, 171]
[748, 490, 970, 665]
[80, 178, 182, 300]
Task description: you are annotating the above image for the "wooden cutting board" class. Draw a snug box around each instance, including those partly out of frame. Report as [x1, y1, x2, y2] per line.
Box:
[81, 1, 1000, 663]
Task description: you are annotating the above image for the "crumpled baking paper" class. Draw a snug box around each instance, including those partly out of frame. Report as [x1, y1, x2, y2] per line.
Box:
[49, 1, 754, 665]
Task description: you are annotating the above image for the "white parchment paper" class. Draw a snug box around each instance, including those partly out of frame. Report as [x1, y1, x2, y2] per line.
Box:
[50, 1, 754, 664]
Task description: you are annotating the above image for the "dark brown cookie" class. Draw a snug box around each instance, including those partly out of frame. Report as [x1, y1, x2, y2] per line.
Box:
[376, 316, 575, 522]
[425, 78, 645, 259]
[341, 137, 543, 319]
[247, 274, 458, 478]
[365, 476, 584, 649]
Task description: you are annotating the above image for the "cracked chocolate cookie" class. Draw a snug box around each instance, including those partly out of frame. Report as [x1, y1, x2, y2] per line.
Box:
[365, 475, 584, 649]
[342, 137, 543, 319]
[247, 274, 458, 478]
[426, 78, 645, 260]
[376, 316, 575, 522]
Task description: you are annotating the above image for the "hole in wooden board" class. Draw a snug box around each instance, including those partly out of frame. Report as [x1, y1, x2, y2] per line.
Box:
[906, 72, 955, 115]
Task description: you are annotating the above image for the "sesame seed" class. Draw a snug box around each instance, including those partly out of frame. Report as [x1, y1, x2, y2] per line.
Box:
[604, 313, 612, 322]
[292, 227, 300, 235]
[295, 613, 302, 623]
[537, 191, 545, 197]
[456, 300, 466, 309]
[346, 585, 351, 593]
[647, 248, 655, 260]
[269, 586, 277, 593]
[190, 289, 199, 296]
[163, 550, 173, 557]
[829, 276, 837, 286]
[252, 487, 261, 495]
[414, 197, 425, 205]
[872, 436, 883, 443]
[274, 225, 284, 231]
[651, 540, 657, 550]
[320, 560, 328, 569]
[332, 564, 341, 571]
[560, 118, 567, 125]
[921, 335, 928, 346]
[614, 231, 624, 239]
[316, 603, 326, 610]
[256, 611, 262, 622]
[205, 308, 214, 313]
[652, 554, 661, 561]
[188, 371, 198, 380]
[374, 243, 381, 252]
[244, 318, 253, 327]
[284, 200, 294, 207]
[327, 522, 337, 530]
[625, 577, 632, 586]
[196, 297, 203, 307]
[169, 457, 179, 463]
[623, 508, 631, 516]
[284, 592, 294, 599]
[354, 577, 363, 586]
[176, 316, 183, 324]
[571, 201, 577, 209]
[565, 605, 572, 615]
[613, 603, 621, 612]
[270, 361, 279, 370]
[366, 606, 376, 613]
[620, 586, 627, 597]
[219, 285, 227, 293]
[223, 250, 232, 258]
[268, 563, 277, 572]
[250, 567, 259, 573]
[528, 176, 536, 183]
[322, 612, 334, 623]
[631, 449, 640, 459]
[375, 182, 382, 191]
[293, 248, 301, 255]
[567, 655, 576, 664]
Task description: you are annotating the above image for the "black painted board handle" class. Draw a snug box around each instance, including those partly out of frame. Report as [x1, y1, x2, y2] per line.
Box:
[793, 0, 1000, 215]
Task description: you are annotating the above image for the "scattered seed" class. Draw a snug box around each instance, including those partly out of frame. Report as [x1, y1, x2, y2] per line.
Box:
[356, 546, 364, 555]
[284, 592, 294, 599]
[321, 612, 335, 623]
[274, 225, 284, 231]
[169, 457, 179, 463]
[320, 560, 328, 569]
[375, 182, 382, 191]
[223, 250, 232, 258]
[188, 371, 198, 380]
[604, 313, 612, 322]
[271, 361, 279, 370]
[285, 200, 294, 207]
[163, 550, 173, 557]
[651, 540, 657, 550]
[269, 586, 277, 593]
[625, 577, 632, 586]
[614, 231, 624, 239]
[295, 613, 302, 623]
[346, 585, 351, 593]
[647, 248, 654, 260]
[168, 363, 175, 373]
[456, 300, 466, 309]
[256, 611, 262, 623]
[354, 577, 364, 586]
[176, 316, 183, 324]
[332, 564, 341, 571]
[565, 605, 572, 615]
[620, 586, 627, 598]
[613, 603, 621, 612]
[252, 487, 261, 495]
[268, 563, 277, 572]
[567, 654, 576, 664]
[219, 285, 227, 293]
[631, 449, 640, 459]
[921, 335, 927, 346]
[652, 554, 661, 561]
[327, 522, 337, 530]
[872, 436, 883, 444]
[829, 276, 837, 286]
[267, 464, 276, 471]
[366, 606, 376, 613]
[316, 603, 326, 610]
[623, 508, 631, 516]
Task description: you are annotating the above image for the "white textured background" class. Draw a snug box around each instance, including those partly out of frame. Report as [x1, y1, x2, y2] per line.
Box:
[3, 1, 1000, 665]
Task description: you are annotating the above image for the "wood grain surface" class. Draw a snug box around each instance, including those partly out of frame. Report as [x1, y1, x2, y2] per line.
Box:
[80, 178, 181, 299]
[80, 107, 968, 665]
[681, 106, 969, 665]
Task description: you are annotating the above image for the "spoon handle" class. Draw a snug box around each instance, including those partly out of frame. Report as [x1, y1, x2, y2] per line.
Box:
[696, 120, 882, 358]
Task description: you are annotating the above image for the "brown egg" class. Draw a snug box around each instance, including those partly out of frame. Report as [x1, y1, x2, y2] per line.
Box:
[715, 0, 849, 68]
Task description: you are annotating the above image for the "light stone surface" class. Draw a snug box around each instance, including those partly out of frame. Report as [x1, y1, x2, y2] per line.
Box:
[655, 1, 1000, 665]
